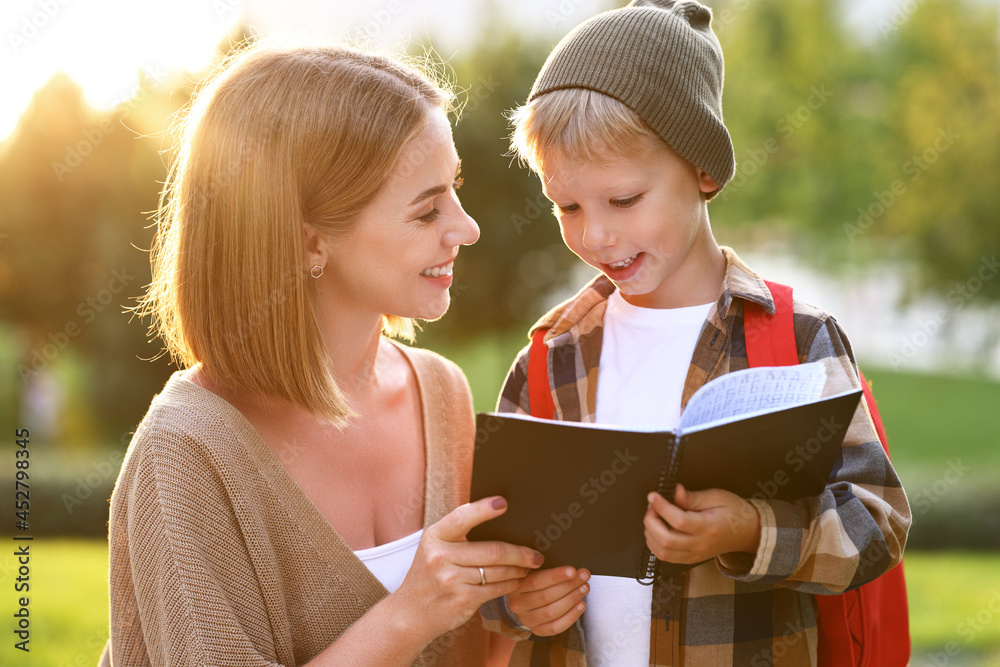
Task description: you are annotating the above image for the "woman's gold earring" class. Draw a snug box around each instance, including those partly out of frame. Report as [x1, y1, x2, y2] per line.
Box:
[310, 265, 324, 279]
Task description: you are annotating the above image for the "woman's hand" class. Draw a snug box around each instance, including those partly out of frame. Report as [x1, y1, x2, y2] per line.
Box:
[643, 484, 761, 564]
[507, 566, 590, 636]
[391, 496, 545, 644]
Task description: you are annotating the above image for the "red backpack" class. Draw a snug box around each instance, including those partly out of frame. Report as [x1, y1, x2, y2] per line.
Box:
[526, 280, 910, 667]
[743, 280, 910, 667]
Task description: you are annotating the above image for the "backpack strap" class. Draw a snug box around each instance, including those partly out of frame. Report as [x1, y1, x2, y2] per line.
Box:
[746, 282, 891, 455]
[528, 329, 555, 420]
[744, 281, 798, 367]
[860, 376, 889, 450]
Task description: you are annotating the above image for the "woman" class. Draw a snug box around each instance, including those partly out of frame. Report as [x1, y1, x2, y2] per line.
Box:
[99, 42, 541, 666]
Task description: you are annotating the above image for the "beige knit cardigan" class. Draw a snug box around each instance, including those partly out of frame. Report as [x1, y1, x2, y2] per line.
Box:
[99, 344, 489, 666]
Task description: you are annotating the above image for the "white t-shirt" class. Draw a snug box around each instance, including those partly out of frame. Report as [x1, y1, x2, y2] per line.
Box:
[353, 528, 423, 594]
[595, 290, 713, 431]
[584, 290, 712, 666]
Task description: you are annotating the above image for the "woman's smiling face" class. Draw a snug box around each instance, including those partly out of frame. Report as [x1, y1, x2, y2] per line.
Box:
[313, 107, 480, 323]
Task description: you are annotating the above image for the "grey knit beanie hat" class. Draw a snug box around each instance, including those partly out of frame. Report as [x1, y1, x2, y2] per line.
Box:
[529, 0, 735, 193]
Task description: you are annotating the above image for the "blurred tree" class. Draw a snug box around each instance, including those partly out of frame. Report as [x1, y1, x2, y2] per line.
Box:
[712, 0, 880, 234]
[421, 20, 579, 344]
[0, 74, 182, 444]
[710, 0, 999, 306]
[2, 0, 998, 447]
[880, 0, 1000, 301]
[0, 29, 251, 445]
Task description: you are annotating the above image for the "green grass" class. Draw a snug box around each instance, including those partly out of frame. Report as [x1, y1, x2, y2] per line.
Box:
[906, 551, 1000, 666]
[861, 368, 1000, 479]
[0, 538, 109, 666]
[5, 540, 1000, 665]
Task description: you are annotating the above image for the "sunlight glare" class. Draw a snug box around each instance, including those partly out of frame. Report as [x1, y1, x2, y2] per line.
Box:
[0, 0, 242, 141]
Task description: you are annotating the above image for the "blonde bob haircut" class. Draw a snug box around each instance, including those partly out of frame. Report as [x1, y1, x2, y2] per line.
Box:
[510, 88, 667, 175]
[141, 42, 455, 421]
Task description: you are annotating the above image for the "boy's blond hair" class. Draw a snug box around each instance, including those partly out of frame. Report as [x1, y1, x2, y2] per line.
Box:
[140, 42, 454, 421]
[510, 88, 666, 175]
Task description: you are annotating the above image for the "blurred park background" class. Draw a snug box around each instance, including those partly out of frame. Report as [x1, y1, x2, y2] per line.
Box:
[1, 0, 999, 664]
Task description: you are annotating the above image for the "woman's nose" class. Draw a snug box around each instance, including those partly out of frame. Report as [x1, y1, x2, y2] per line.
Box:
[443, 204, 480, 247]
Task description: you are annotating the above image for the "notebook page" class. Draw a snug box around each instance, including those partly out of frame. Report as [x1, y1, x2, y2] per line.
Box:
[678, 362, 826, 432]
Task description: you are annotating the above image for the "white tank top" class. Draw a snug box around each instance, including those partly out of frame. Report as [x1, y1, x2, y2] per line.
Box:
[353, 529, 423, 593]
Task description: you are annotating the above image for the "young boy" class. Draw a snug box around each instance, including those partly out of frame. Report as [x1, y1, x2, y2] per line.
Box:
[481, 1, 911, 665]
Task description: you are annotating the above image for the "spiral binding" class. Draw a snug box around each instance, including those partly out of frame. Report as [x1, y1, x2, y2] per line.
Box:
[635, 435, 686, 585]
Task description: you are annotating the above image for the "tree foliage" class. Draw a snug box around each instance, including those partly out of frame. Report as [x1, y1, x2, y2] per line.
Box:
[711, 0, 1000, 300]
[0, 73, 183, 442]
[1, 0, 998, 441]
[423, 28, 578, 344]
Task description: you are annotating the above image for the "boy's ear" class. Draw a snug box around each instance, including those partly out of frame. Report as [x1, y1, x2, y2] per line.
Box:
[698, 169, 721, 200]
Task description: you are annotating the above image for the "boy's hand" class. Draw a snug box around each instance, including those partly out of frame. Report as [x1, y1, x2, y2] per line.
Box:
[643, 484, 761, 564]
[507, 566, 590, 636]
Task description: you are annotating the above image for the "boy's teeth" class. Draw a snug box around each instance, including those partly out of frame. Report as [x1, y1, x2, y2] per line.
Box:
[421, 261, 454, 278]
[609, 254, 638, 269]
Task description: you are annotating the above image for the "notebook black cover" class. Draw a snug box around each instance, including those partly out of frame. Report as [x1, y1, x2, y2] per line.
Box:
[467, 389, 861, 579]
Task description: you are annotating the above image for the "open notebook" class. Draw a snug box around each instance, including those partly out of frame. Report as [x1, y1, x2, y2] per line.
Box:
[468, 363, 861, 582]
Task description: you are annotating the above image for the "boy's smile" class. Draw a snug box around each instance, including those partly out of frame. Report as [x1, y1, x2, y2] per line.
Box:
[542, 139, 725, 309]
[601, 251, 644, 284]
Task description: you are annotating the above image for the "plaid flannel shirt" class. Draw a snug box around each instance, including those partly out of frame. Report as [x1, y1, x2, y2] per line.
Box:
[481, 247, 910, 666]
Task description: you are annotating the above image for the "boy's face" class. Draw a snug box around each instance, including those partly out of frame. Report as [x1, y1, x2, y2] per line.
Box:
[541, 140, 720, 309]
